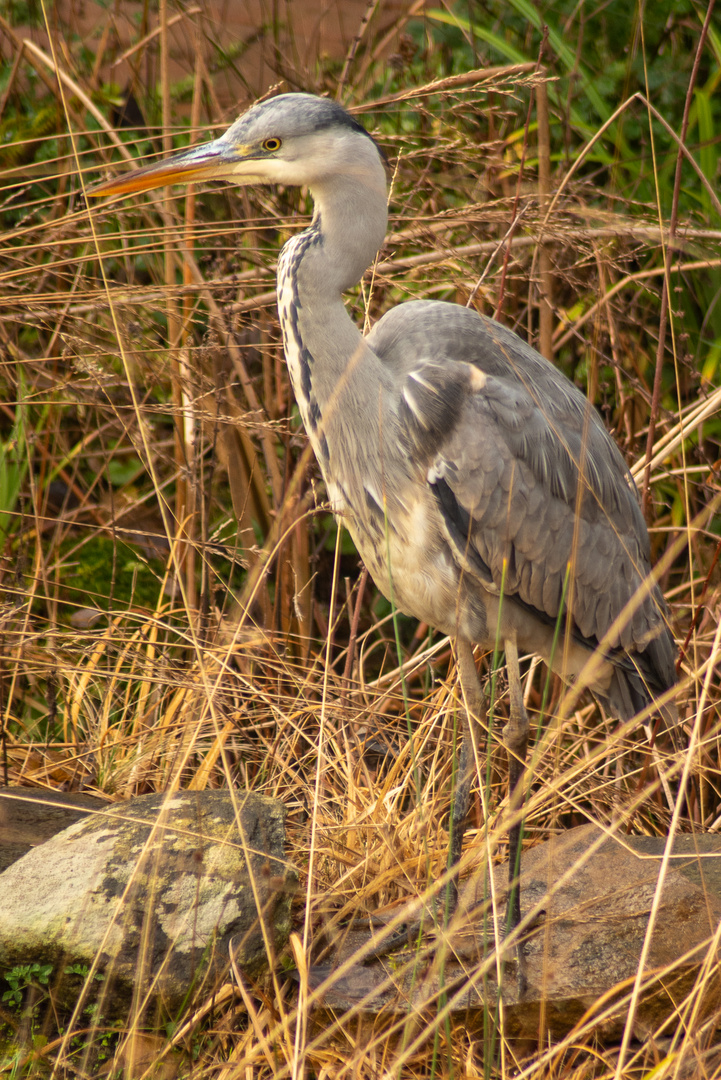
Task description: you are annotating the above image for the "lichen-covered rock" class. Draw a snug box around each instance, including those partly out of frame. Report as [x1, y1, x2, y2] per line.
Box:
[0, 790, 296, 1015]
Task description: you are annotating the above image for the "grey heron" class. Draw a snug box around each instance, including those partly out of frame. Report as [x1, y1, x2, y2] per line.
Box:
[90, 93, 677, 975]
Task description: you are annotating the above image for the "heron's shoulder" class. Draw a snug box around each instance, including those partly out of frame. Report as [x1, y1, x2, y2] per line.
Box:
[369, 301, 626, 461]
[367, 300, 483, 362]
[368, 300, 566, 389]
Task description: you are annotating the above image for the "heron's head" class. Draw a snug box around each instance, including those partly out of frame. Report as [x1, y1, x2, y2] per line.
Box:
[89, 94, 386, 199]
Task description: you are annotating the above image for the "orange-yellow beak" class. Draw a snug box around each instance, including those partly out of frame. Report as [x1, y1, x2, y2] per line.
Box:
[88, 136, 252, 198]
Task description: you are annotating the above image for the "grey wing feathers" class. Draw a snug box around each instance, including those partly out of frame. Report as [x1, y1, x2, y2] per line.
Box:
[368, 300, 676, 700]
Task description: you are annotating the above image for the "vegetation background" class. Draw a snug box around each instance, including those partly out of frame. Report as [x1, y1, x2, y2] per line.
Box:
[1, 0, 720, 1076]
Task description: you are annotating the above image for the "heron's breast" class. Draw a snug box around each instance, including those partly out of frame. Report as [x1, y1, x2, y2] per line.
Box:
[343, 486, 487, 640]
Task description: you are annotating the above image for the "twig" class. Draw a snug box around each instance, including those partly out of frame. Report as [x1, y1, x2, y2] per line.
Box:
[536, 76, 553, 360]
[640, 0, 716, 513]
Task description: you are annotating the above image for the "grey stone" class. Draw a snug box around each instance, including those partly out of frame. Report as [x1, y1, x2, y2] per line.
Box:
[0, 788, 104, 871]
[308, 824, 721, 1044]
[0, 790, 297, 1015]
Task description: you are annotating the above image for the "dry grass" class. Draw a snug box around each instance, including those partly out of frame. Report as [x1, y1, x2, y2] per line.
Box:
[1, 1, 721, 1077]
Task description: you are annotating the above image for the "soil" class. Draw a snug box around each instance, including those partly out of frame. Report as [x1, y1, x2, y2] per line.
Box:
[5, 0, 424, 120]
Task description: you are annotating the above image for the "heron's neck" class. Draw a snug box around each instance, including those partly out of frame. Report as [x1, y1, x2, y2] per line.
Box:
[277, 170, 388, 446]
[303, 172, 388, 294]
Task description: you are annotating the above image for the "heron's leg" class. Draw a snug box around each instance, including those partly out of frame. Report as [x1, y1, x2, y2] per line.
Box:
[448, 639, 483, 907]
[503, 637, 529, 994]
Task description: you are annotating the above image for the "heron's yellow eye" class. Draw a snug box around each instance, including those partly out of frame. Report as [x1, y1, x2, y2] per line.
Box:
[262, 137, 282, 152]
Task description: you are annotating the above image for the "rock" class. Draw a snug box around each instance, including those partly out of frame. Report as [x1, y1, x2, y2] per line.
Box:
[0, 788, 105, 872]
[485, 824, 721, 1040]
[0, 790, 296, 1015]
[307, 824, 721, 1043]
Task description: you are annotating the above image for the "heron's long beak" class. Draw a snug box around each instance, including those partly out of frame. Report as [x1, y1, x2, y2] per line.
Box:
[88, 137, 254, 198]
